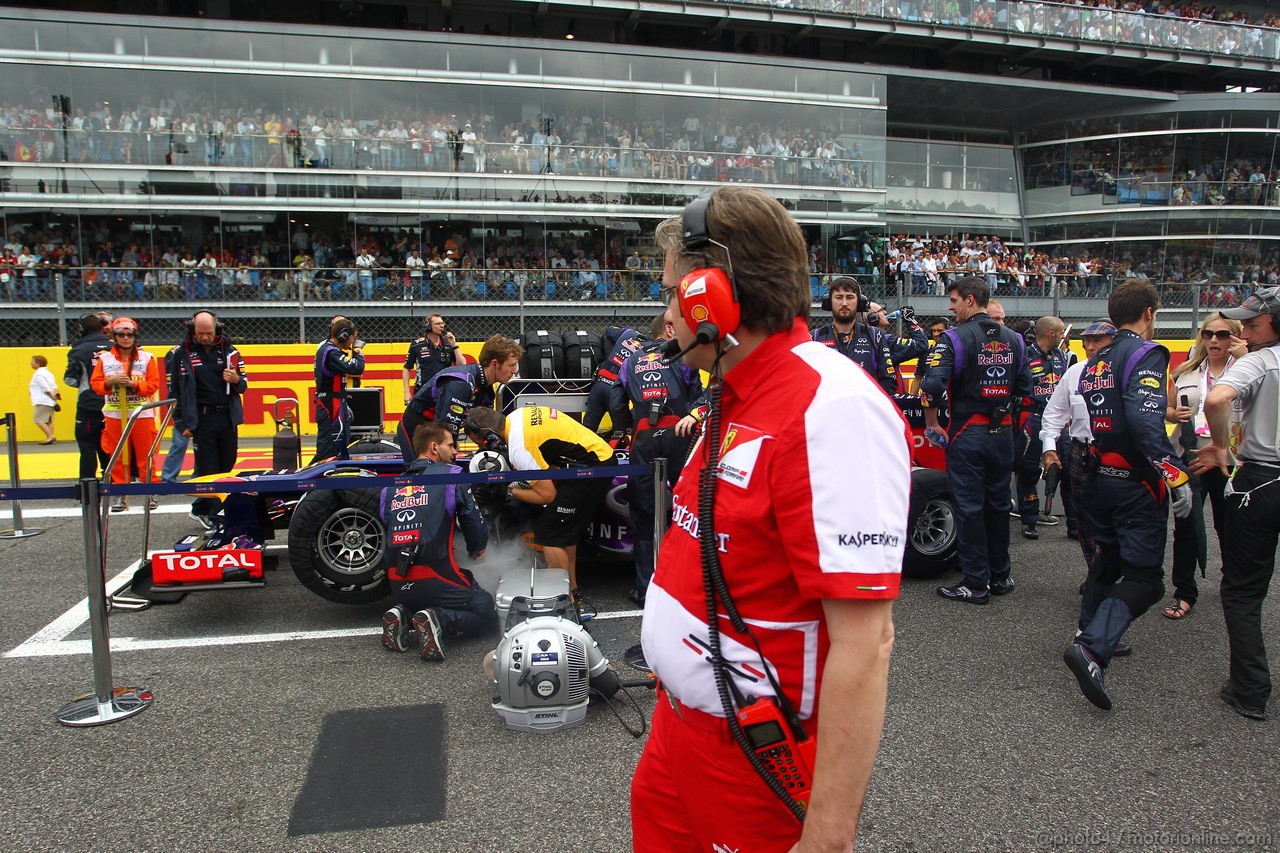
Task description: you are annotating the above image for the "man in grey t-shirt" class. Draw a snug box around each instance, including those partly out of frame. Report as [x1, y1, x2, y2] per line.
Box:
[1195, 285, 1280, 722]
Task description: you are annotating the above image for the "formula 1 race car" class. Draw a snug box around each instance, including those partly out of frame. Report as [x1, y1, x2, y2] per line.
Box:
[180, 391, 957, 606]
[893, 394, 960, 580]
[278, 443, 634, 604]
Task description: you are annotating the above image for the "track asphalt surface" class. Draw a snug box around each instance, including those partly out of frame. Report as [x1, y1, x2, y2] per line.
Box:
[0, 440, 1276, 852]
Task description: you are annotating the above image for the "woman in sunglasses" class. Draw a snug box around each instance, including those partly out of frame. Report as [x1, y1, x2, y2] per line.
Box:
[1164, 313, 1247, 620]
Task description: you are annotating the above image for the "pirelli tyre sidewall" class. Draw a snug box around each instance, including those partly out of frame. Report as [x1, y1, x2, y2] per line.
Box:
[904, 468, 959, 578]
[287, 483, 390, 604]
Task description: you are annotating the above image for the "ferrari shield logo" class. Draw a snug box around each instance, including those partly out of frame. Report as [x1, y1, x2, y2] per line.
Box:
[717, 423, 771, 489]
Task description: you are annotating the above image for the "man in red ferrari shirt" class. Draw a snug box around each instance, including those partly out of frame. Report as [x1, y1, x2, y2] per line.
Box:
[630, 186, 911, 853]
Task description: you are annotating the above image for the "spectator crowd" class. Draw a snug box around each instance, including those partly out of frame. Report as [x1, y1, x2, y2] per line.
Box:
[872, 233, 1280, 302]
[753, 0, 1280, 56]
[4, 221, 1280, 306]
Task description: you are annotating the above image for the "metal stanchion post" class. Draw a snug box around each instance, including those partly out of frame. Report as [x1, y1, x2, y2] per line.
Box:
[0, 412, 46, 540]
[57, 478, 153, 726]
[652, 457, 668, 569]
[1190, 280, 1203, 338]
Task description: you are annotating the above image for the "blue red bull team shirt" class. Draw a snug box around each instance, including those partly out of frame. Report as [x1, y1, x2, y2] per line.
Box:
[642, 318, 912, 720]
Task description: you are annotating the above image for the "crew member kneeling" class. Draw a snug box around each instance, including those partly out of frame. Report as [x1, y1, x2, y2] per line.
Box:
[380, 422, 491, 662]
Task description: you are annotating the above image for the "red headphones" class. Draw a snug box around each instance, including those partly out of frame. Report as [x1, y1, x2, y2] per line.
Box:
[677, 192, 741, 345]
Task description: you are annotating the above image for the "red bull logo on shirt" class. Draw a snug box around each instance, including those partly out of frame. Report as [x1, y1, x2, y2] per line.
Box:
[1079, 361, 1116, 394]
[390, 488, 428, 510]
[978, 341, 1014, 367]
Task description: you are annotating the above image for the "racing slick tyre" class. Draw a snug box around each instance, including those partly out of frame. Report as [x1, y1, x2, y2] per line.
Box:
[904, 469, 959, 578]
[288, 484, 389, 604]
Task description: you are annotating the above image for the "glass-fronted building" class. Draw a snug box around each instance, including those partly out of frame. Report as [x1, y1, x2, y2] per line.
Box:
[0, 4, 1276, 341]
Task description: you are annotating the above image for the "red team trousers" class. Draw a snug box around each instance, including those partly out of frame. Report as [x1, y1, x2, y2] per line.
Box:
[631, 690, 809, 853]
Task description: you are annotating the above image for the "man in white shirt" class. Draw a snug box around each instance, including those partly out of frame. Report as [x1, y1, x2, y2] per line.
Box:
[356, 249, 378, 300]
[197, 251, 219, 299]
[18, 247, 39, 300]
[405, 249, 426, 299]
[460, 124, 477, 171]
[1040, 320, 1116, 561]
[980, 253, 998, 292]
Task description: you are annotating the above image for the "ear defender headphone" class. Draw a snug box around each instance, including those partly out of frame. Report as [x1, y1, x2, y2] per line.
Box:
[185, 310, 225, 339]
[677, 191, 741, 346]
[479, 429, 506, 452]
[462, 410, 508, 452]
[334, 320, 355, 344]
[820, 277, 870, 313]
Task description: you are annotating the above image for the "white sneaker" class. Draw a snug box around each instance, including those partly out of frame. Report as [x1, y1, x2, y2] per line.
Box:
[110, 496, 128, 513]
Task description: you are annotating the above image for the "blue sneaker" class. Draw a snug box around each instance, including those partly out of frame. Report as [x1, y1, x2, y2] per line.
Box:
[936, 583, 990, 605]
[1064, 642, 1112, 710]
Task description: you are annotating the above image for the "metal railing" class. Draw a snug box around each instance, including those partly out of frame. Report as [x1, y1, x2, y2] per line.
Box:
[1, 264, 669, 304]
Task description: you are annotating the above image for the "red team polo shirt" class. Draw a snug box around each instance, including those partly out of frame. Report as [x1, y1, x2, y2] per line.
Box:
[641, 319, 911, 720]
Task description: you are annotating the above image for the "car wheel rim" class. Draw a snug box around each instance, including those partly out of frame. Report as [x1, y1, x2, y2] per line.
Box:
[316, 507, 384, 577]
[911, 498, 956, 557]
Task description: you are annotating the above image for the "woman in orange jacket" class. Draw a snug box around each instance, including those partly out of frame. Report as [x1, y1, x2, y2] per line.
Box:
[90, 316, 162, 511]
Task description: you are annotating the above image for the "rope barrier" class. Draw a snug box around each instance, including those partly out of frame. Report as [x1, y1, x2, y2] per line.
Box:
[0, 462, 648, 501]
[0, 485, 81, 501]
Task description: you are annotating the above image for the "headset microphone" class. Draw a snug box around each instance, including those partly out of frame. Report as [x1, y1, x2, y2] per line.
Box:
[661, 329, 738, 365]
[661, 336, 698, 365]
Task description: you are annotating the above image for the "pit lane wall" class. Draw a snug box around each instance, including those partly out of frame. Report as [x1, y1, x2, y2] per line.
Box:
[0, 339, 1191, 444]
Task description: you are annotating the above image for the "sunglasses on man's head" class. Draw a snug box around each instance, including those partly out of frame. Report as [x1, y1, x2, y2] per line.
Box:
[1201, 329, 1233, 340]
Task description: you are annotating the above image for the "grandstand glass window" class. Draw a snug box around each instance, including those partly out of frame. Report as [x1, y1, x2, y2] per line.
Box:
[0, 18, 885, 197]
